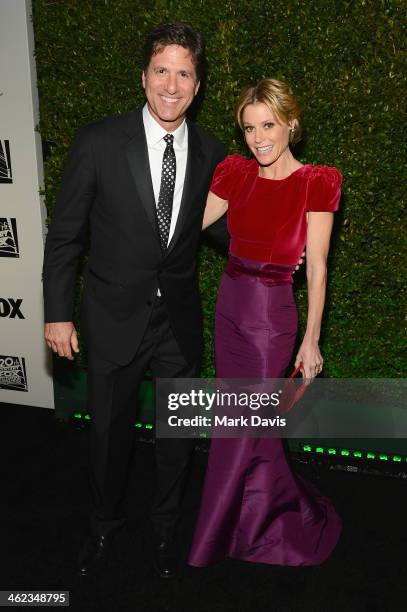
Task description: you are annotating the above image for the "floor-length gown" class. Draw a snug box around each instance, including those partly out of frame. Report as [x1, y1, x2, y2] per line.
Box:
[188, 154, 343, 566]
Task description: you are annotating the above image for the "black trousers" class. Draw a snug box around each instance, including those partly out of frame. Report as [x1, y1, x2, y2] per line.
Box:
[86, 296, 198, 539]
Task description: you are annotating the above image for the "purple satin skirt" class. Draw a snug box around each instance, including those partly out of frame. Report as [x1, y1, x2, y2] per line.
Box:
[188, 255, 342, 567]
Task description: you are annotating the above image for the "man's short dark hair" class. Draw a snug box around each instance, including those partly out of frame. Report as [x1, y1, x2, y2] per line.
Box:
[142, 21, 205, 82]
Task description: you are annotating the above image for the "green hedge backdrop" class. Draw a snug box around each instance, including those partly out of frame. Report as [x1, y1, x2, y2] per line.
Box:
[32, 0, 405, 378]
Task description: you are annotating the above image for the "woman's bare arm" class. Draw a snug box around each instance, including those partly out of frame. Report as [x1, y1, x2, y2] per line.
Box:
[295, 211, 334, 380]
[202, 191, 228, 230]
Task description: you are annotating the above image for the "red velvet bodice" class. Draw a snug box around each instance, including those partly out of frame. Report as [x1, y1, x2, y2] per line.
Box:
[210, 154, 342, 264]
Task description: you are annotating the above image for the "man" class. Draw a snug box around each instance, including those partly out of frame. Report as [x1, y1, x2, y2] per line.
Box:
[43, 21, 227, 579]
[43, 21, 302, 580]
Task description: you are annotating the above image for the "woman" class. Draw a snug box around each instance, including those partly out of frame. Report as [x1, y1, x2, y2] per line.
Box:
[188, 79, 342, 567]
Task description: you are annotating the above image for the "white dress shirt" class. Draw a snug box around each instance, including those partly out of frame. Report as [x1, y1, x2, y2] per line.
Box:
[142, 103, 188, 246]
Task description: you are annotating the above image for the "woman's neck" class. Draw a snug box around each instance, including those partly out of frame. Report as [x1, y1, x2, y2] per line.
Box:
[258, 149, 301, 180]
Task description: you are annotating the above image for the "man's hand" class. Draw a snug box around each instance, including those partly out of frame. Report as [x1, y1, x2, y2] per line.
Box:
[44, 322, 79, 360]
[294, 251, 306, 273]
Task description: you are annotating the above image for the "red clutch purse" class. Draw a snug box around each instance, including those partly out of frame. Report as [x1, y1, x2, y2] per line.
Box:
[279, 363, 307, 414]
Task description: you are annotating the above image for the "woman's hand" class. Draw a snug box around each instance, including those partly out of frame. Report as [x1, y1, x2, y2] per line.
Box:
[295, 339, 323, 382]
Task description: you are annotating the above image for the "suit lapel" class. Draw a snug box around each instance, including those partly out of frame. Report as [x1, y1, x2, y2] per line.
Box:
[124, 110, 161, 245]
[166, 120, 205, 256]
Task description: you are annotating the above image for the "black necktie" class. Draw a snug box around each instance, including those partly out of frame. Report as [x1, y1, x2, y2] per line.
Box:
[157, 133, 176, 251]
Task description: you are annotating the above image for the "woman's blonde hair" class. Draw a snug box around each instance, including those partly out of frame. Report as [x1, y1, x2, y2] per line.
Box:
[235, 78, 302, 145]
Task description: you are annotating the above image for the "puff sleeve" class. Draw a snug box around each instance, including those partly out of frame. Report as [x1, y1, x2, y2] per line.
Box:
[209, 153, 246, 201]
[306, 166, 342, 212]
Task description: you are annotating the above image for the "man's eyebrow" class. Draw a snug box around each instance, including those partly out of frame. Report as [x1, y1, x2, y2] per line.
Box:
[152, 65, 192, 73]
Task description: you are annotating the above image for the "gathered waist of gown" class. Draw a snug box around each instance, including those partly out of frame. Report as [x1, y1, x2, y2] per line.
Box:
[225, 254, 295, 286]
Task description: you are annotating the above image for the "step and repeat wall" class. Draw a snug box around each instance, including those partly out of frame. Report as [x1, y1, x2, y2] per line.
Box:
[0, 0, 54, 408]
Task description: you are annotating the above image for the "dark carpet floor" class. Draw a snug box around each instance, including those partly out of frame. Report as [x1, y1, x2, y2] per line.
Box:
[1, 403, 407, 612]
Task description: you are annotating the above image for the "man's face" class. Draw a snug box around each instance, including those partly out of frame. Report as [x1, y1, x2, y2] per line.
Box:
[142, 44, 200, 132]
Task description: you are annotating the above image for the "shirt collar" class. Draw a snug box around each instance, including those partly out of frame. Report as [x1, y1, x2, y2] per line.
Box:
[142, 103, 187, 148]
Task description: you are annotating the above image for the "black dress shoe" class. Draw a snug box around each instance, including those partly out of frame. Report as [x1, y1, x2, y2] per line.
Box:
[77, 534, 110, 577]
[152, 539, 177, 579]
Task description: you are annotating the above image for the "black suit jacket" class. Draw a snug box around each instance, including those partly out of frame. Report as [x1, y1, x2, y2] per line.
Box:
[43, 108, 227, 366]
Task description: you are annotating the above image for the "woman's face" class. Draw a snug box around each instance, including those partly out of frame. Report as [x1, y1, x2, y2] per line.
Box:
[242, 102, 291, 166]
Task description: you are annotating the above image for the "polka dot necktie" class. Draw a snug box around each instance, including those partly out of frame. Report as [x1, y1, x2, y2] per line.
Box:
[157, 133, 176, 251]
